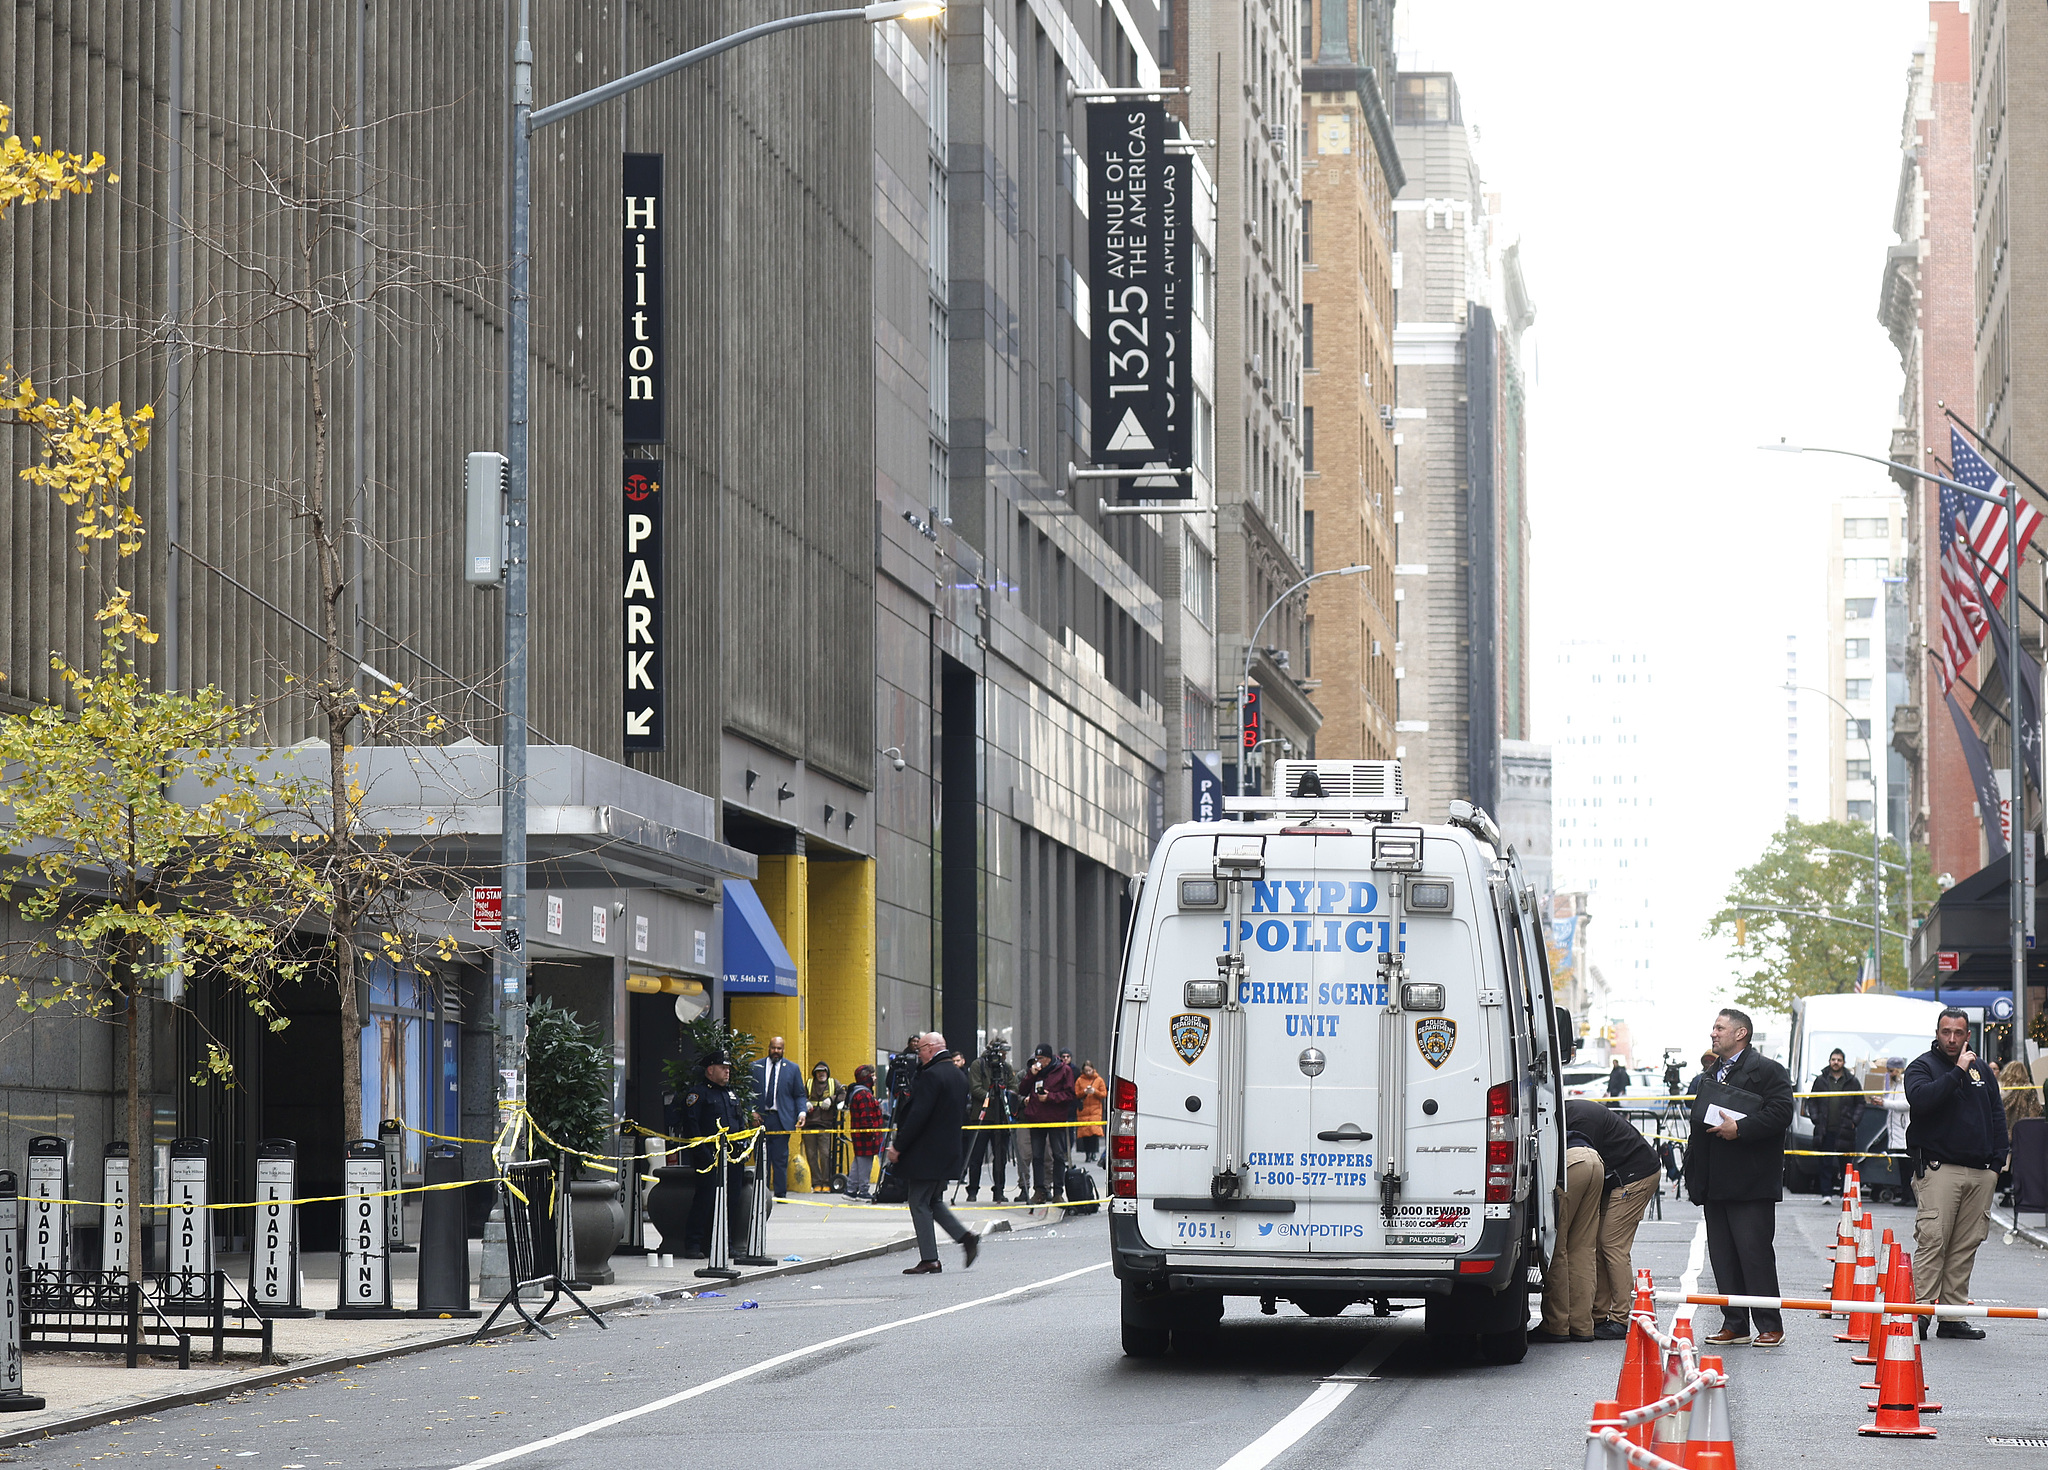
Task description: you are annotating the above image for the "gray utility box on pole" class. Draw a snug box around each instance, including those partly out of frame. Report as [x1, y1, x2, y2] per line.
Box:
[465, 451, 509, 585]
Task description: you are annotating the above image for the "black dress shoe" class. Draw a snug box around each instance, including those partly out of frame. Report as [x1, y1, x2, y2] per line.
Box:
[1935, 1319, 1986, 1339]
[1593, 1320, 1631, 1340]
[903, 1259, 943, 1275]
[1528, 1328, 1578, 1344]
[1918, 1315, 1929, 1341]
[961, 1230, 980, 1268]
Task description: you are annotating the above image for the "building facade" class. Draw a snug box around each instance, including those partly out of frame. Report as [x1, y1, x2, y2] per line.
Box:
[1388, 71, 1532, 820]
[1300, 0, 1401, 762]
[1825, 495, 1909, 829]
[1549, 642, 1657, 1015]
[1167, 0, 1316, 797]
[0, 0, 1188, 1224]
[1881, 2, 1986, 884]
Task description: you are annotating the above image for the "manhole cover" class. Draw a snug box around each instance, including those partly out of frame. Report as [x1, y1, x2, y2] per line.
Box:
[1987, 1436, 2048, 1448]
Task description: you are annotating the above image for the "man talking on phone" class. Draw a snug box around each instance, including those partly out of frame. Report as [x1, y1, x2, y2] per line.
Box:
[1904, 1007, 2009, 1339]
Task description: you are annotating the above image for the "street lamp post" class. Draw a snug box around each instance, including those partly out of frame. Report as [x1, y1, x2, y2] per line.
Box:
[1765, 441, 2030, 1035]
[1788, 683, 1885, 985]
[1811, 845, 1912, 978]
[494, 0, 942, 1109]
[1236, 565, 1368, 796]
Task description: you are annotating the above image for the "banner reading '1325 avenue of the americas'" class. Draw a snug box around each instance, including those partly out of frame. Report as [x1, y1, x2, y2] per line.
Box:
[1087, 100, 1190, 498]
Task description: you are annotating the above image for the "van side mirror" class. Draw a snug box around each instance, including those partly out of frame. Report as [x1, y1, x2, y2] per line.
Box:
[1554, 1005, 1578, 1062]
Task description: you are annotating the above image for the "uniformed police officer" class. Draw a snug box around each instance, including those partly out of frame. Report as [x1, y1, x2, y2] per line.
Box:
[679, 1049, 747, 1258]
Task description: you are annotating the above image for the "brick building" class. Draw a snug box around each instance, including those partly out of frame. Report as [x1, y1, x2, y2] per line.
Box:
[1881, 2, 1990, 884]
[1299, 0, 1401, 761]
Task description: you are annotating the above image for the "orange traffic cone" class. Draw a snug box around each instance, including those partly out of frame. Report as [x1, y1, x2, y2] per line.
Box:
[1863, 1247, 1941, 1414]
[1649, 1317, 1695, 1464]
[1686, 1354, 1737, 1470]
[1615, 1271, 1657, 1440]
[1584, 1401, 1625, 1470]
[1824, 1183, 1858, 1314]
[1860, 1302, 1937, 1438]
[1837, 1213, 1878, 1346]
[1852, 1229, 1894, 1366]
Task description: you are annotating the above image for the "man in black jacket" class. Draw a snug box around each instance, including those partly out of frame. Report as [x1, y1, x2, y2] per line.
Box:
[1685, 1007, 1796, 1347]
[888, 1031, 980, 1274]
[1806, 1049, 1864, 1198]
[1904, 1008, 2009, 1337]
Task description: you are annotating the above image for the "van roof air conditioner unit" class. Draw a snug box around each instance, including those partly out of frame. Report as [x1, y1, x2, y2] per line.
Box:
[1223, 759, 1408, 817]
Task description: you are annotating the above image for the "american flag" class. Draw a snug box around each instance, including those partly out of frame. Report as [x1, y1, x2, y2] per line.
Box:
[1935, 427, 2043, 691]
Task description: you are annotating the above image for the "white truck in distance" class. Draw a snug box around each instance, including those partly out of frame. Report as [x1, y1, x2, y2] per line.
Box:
[1106, 760, 1568, 1364]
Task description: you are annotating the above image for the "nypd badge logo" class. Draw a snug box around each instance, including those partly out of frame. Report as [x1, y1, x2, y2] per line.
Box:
[1170, 1012, 1213, 1065]
[1414, 1016, 1456, 1069]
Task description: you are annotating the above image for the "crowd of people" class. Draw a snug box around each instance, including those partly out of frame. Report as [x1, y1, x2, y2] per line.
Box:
[1539, 1004, 2026, 1349]
[710, 1033, 1107, 1208]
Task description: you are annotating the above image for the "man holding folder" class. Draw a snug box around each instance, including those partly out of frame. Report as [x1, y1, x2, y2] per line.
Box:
[1684, 1007, 1796, 1346]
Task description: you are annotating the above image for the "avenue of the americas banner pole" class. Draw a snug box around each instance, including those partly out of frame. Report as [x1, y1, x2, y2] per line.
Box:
[1087, 101, 1190, 497]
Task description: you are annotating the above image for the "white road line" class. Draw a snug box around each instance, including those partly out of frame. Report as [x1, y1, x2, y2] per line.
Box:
[450, 1261, 1112, 1469]
[1214, 1329, 1406, 1470]
[1676, 1218, 1707, 1322]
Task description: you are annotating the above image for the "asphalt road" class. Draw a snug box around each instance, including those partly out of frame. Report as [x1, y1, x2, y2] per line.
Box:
[18, 1194, 2048, 1469]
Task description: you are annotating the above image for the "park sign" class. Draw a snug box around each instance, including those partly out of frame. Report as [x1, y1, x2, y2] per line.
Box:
[622, 459, 664, 751]
[1087, 101, 1190, 496]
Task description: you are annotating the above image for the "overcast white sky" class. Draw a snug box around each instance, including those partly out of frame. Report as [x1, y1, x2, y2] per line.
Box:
[1394, 1, 1939, 1059]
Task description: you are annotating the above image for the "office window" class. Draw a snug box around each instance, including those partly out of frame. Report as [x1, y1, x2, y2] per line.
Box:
[1303, 406, 1315, 472]
[1159, 0, 1175, 69]
[1847, 800, 1875, 821]
[1302, 200, 1313, 262]
[1844, 597, 1876, 620]
[1303, 305, 1314, 369]
[1844, 638, 1870, 660]
[1842, 517, 1890, 538]
[1845, 718, 1871, 740]
[1845, 679, 1871, 702]
[1846, 759, 1872, 782]
[1843, 558, 1890, 580]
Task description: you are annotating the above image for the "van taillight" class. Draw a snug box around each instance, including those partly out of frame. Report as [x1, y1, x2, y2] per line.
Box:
[1484, 1081, 1515, 1201]
[1487, 1082, 1513, 1117]
[1110, 1076, 1138, 1197]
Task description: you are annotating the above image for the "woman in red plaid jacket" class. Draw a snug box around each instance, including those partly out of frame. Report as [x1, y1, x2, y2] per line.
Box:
[844, 1064, 887, 1199]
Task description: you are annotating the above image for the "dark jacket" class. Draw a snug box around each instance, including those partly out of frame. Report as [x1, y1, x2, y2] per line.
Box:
[1017, 1057, 1075, 1124]
[1564, 1100, 1659, 1188]
[1606, 1064, 1631, 1098]
[678, 1078, 745, 1172]
[893, 1052, 969, 1181]
[967, 1055, 1016, 1125]
[1904, 1045, 2009, 1170]
[1683, 1048, 1796, 1204]
[1805, 1067, 1865, 1135]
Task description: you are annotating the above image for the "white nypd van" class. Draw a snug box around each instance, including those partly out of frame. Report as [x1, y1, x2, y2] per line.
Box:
[1106, 760, 1568, 1364]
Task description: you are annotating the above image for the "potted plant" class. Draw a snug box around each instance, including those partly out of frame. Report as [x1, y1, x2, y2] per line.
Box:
[646, 1017, 757, 1254]
[525, 996, 625, 1284]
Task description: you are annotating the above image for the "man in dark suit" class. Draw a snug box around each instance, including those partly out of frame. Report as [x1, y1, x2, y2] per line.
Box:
[749, 1036, 809, 1198]
[888, 1031, 979, 1274]
[1684, 1006, 1796, 1347]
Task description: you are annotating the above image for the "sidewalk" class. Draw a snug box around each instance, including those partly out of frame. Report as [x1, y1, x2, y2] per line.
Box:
[0, 1187, 1070, 1447]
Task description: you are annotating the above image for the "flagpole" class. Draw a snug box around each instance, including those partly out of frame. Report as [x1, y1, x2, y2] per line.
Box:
[2007, 479, 2028, 1055]
[1762, 440, 2033, 1052]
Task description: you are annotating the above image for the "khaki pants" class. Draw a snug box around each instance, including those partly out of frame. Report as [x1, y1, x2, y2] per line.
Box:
[1593, 1173, 1659, 1324]
[1541, 1147, 1604, 1337]
[1913, 1161, 1996, 1305]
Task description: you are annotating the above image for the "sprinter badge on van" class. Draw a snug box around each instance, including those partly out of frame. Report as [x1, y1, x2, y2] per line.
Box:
[1415, 1016, 1457, 1069]
[1170, 1013, 1213, 1064]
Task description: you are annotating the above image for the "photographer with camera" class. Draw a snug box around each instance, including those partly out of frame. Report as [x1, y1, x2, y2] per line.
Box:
[964, 1039, 1017, 1202]
[883, 1033, 921, 1125]
[1017, 1042, 1076, 1204]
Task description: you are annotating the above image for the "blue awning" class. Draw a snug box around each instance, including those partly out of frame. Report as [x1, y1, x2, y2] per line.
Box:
[722, 880, 798, 995]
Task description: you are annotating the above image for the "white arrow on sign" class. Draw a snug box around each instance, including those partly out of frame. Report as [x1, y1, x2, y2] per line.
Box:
[626, 708, 654, 736]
